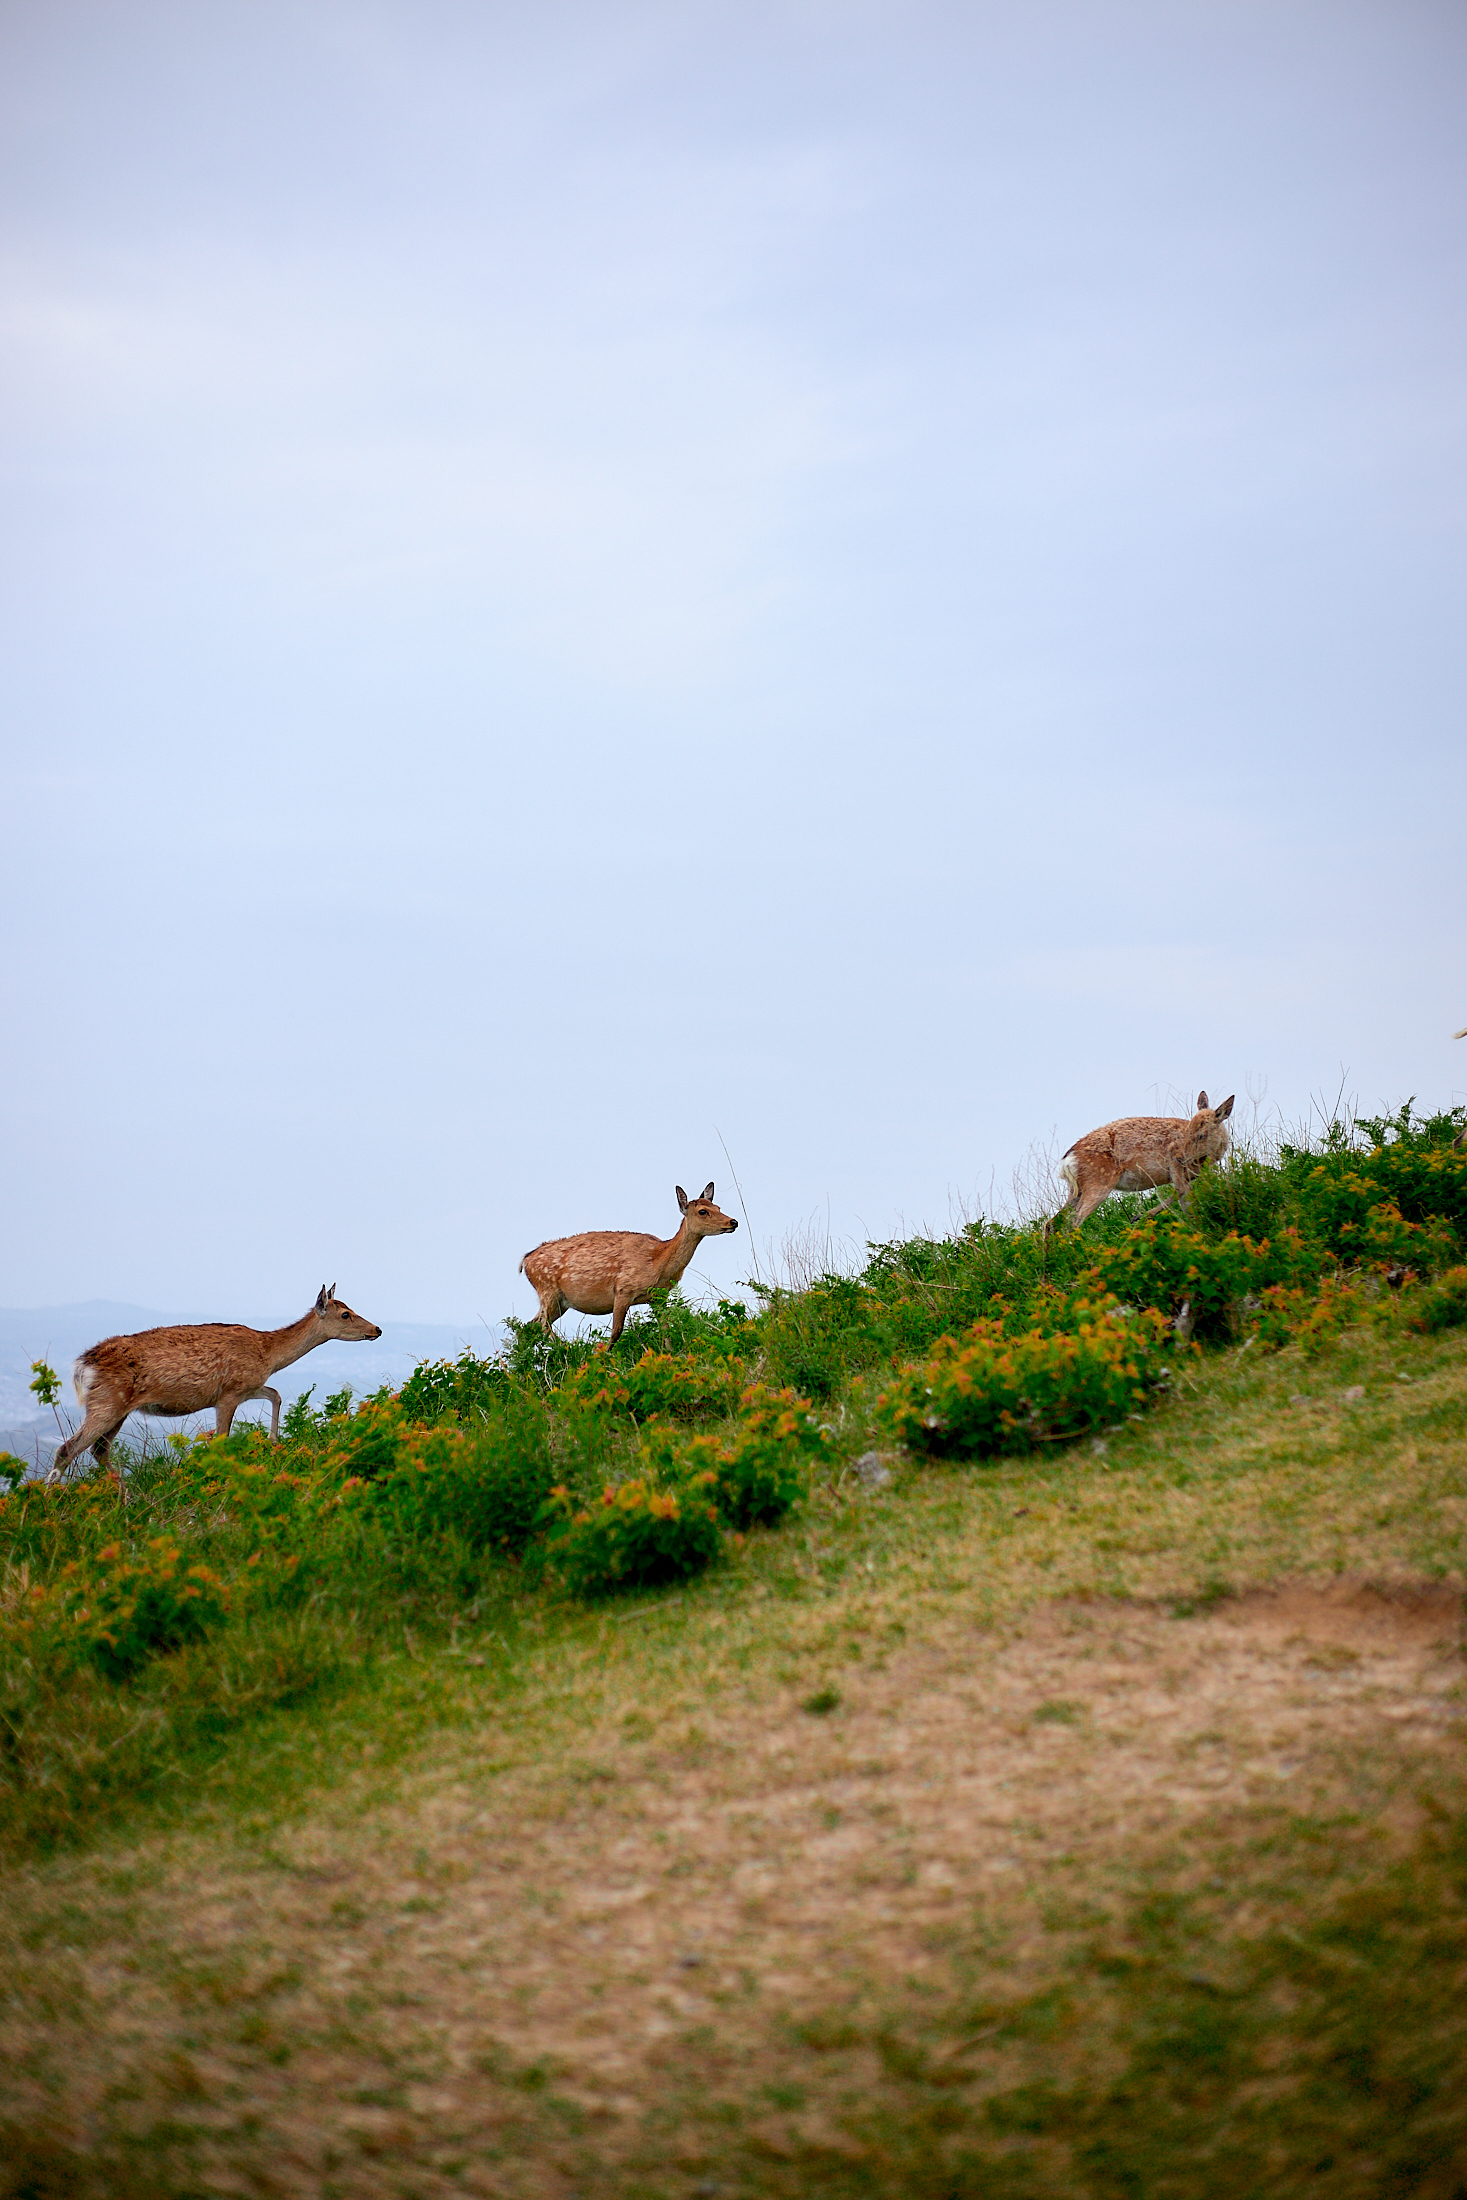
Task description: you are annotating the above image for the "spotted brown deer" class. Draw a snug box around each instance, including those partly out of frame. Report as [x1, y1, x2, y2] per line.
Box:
[520, 1183, 739, 1343]
[1050, 1092, 1235, 1230]
[48, 1286, 383, 1479]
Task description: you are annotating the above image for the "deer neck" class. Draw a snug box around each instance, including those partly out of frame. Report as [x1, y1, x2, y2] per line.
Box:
[653, 1222, 701, 1288]
[264, 1310, 328, 1377]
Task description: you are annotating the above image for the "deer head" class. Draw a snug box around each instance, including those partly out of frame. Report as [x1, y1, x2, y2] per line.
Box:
[312, 1284, 383, 1340]
[1185, 1094, 1234, 1167]
[674, 1183, 739, 1237]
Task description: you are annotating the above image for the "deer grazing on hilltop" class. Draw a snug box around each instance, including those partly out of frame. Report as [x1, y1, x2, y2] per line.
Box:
[1050, 1092, 1235, 1231]
[520, 1183, 739, 1343]
[48, 1286, 383, 1479]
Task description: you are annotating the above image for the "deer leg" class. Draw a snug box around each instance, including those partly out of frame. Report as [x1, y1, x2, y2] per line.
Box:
[1072, 1184, 1113, 1225]
[1070, 1162, 1121, 1226]
[536, 1289, 566, 1335]
[50, 1407, 125, 1481]
[215, 1398, 241, 1439]
[608, 1293, 635, 1344]
[92, 1423, 130, 1493]
[237, 1386, 283, 1438]
[1047, 1183, 1080, 1236]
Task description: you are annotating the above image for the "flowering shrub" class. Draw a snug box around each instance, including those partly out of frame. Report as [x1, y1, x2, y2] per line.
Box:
[0, 1469, 134, 1573]
[321, 1397, 409, 1480]
[1244, 1281, 1365, 1354]
[337, 1408, 557, 1557]
[737, 1383, 826, 1448]
[58, 1539, 230, 1680]
[191, 1394, 558, 1560]
[398, 1349, 513, 1424]
[1403, 1265, 1467, 1336]
[876, 1305, 1180, 1457]
[711, 1431, 808, 1528]
[1090, 1216, 1319, 1339]
[555, 1350, 749, 1422]
[183, 1440, 321, 1559]
[1333, 1197, 1456, 1275]
[1294, 1159, 1465, 1266]
[643, 1430, 805, 1532]
[543, 1478, 723, 1595]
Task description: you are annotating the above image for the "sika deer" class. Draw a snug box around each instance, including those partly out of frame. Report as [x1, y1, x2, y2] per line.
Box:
[520, 1183, 739, 1343]
[1051, 1092, 1235, 1230]
[49, 1286, 383, 1479]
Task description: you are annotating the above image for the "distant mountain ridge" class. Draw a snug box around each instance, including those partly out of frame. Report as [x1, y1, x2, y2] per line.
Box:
[0, 1300, 499, 1470]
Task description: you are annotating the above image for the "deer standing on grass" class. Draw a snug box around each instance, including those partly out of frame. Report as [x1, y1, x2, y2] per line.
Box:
[1050, 1092, 1235, 1230]
[520, 1183, 739, 1343]
[48, 1286, 383, 1480]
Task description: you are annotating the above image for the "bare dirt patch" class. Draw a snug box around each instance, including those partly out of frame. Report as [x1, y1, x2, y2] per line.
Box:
[4, 1574, 1462, 2196]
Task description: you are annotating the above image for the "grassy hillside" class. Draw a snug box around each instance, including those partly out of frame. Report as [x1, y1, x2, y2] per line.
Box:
[2, 1104, 1466, 2194]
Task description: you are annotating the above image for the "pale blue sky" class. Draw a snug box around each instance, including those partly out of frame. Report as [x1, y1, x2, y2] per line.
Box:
[3, 0, 1464, 1326]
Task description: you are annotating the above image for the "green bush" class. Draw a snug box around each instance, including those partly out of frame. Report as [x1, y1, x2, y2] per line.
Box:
[555, 1349, 749, 1422]
[0, 1468, 128, 1574]
[1283, 1106, 1467, 1250]
[398, 1349, 513, 1424]
[544, 1478, 723, 1595]
[1293, 1168, 1461, 1272]
[751, 1275, 881, 1399]
[501, 1291, 755, 1392]
[1187, 1149, 1292, 1242]
[877, 1304, 1179, 1458]
[1089, 1213, 1320, 1339]
[338, 1401, 557, 1558]
[705, 1430, 807, 1529]
[854, 1205, 1153, 1366]
[1404, 1265, 1467, 1335]
[321, 1396, 409, 1480]
[57, 1538, 231, 1681]
[1245, 1277, 1367, 1354]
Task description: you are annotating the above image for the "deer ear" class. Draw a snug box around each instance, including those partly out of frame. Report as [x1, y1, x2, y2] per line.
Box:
[316, 1285, 329, 1311]
[1215, 1094, 1235, 1121]
[675, 1186, 688, 1213]
[1196, 1092, 1209, 1112]
[700, 1182, 715, 1201]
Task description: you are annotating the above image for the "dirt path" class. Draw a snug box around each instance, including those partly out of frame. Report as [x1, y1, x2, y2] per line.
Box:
[5, 1573, 1463, 2197]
